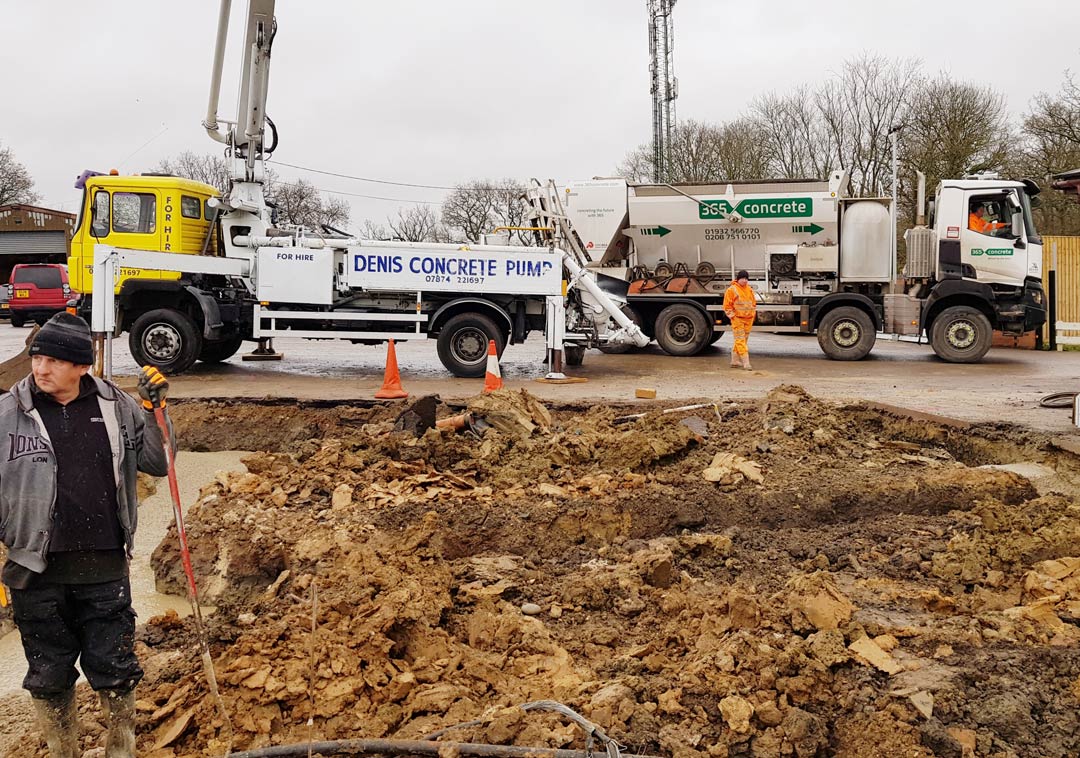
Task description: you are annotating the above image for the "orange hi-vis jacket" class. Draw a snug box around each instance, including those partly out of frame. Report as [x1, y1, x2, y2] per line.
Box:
[969, 212, 1005, 234]
[724, 281, 757, 320]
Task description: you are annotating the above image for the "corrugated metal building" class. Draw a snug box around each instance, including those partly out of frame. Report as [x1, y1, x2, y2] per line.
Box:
[0, 204, 75, 283]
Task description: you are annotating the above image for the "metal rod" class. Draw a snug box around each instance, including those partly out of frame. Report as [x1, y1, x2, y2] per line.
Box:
[225, 739, 660, 758]
[154, 408, 233, 752]
[613, 402, 715, 425]
[104, 331, 113, 383]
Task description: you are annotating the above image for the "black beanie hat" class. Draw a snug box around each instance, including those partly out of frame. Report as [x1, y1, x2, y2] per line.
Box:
[29, 313, 94, 366]
[736, 270, 749, 281]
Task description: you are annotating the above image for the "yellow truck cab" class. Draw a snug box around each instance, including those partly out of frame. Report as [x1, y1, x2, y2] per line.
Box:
[69, 171, 219, 293]
[69, 170, 248, 371]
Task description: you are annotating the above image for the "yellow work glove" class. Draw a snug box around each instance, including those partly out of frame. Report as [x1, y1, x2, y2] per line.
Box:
[137, 365, 169, 410]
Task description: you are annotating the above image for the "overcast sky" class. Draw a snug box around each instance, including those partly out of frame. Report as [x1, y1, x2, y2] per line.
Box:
[3, 1, 1078, 228]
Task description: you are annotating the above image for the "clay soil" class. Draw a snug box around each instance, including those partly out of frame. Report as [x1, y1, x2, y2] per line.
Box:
[7, 386, 1080, 758]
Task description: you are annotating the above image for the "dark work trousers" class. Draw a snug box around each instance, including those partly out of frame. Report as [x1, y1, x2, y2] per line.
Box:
[10, 575, 143, 696]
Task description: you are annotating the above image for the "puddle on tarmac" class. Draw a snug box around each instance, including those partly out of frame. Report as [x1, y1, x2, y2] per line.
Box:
[0, 451, 248, 696]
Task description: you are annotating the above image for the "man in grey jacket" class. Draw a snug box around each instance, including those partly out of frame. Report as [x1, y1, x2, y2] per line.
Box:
[0, 313, 175, 758]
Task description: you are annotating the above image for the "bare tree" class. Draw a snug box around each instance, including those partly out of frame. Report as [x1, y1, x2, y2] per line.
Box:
[269, 179, 351, 229]
[155, 151, 232, 194]
[154, 150, 280, 198]
[712, 118, 775, 181]
[441, 179, 527, 243]
[816, 54, 920, 196]
[1025, 73, 1080, 147]
[441, 181, 494, 243]
[387, 204, 441, 242]
[663, 119, 726, 182]
[360, 219, 390, 240]
[1014, 73, 1080, 235]
[898, 74, 1012, 227]
[617, 119, 774, 184]
[488, 179, 531, 243]
[0, 143, 40, 206]
[751, 88, 830, 179]
[616, 143, 653, 183]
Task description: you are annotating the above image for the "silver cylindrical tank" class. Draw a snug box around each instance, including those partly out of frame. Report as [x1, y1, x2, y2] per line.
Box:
[840, 200, 892, 281]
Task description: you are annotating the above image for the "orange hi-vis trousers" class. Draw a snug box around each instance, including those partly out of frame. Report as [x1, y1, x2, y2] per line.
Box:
[731, 316, 754, 357]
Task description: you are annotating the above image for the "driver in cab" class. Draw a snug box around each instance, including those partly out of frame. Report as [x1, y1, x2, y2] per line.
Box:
[968, 202, 1007, 235]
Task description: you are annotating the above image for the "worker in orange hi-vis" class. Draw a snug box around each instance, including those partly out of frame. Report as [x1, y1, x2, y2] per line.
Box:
[968, 205, 1006, 235]
[723, 269, 757, 370]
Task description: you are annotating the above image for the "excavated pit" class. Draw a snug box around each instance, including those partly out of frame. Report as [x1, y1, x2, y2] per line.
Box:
[6, 386, 1080, 758]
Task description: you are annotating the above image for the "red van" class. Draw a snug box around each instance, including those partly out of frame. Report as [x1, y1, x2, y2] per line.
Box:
[8, 264, 72, 327]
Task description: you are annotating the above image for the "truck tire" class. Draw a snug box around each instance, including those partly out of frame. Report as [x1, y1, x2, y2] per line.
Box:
[655, 303, 711, 357]
[564, 344, 585, 366]
[437, 312, 504, 378]
[817, 306, 876, 361]
[129, 309, 203, 374]
[709, 330, 725, 346]
[930, 305, 993, 363]
[199, 336, 244, 364]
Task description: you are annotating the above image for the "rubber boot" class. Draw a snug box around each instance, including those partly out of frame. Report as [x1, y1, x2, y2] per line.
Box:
[100, 688, 136, 758]
[32, 690, 79, 758]
[730, 352, 741, 368]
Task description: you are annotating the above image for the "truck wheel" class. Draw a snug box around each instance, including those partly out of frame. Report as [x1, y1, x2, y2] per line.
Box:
[129, 309, 203, 374]
[930, 305, 992, 363]
[437, 312, 504, 378]
[199, 336, 244, 364]
[817, 306, 876, 360]
[709, 330, 725, 346]
[655, 303, 711, 356]
[564, 344, 585, 366]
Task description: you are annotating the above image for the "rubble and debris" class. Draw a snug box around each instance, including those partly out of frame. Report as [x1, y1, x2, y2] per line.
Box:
[394, 395, 439, 436]
[701, 451, 763, 486]
[8, 385, 1080, 758]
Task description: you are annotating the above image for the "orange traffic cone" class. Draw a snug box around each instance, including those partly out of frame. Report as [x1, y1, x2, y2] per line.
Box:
[482, 340, 503, 392]
[375, 339, 409, 399]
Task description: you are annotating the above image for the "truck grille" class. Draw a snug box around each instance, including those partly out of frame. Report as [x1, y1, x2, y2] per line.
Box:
[904, 226, 936, 279]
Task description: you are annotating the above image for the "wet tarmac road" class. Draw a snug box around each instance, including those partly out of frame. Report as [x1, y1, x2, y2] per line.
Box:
[1, 321, 1078, 432]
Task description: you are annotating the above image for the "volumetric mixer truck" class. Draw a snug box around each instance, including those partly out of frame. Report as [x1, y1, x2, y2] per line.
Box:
[562, 170, 1046, 362]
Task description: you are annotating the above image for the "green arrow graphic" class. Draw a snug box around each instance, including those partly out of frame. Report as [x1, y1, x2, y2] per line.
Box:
[792, 223, 824, 235]
[640, 226, 671, 237]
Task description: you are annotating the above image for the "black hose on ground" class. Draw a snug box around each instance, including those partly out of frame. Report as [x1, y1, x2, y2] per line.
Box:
[1039, 391, 1079, 409]
[224, 739, 660, 758]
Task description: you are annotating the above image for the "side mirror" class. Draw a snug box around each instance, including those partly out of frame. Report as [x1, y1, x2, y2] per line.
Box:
[1011, 211, 1024, 239]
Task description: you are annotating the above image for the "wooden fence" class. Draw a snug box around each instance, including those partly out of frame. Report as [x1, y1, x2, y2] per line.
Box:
[1045, 236, 1080, 348]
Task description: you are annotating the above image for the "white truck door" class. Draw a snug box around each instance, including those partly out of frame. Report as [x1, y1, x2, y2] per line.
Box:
[961, 190, 1027, 286]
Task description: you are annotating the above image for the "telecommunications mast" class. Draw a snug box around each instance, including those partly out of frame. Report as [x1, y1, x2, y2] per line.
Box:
[647, 0, 678, 183]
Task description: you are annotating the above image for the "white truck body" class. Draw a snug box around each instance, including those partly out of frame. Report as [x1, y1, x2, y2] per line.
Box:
[559, 171, 1046, 363]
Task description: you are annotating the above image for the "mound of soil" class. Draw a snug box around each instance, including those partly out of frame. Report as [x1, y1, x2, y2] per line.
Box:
[8, 386, 1080, 757]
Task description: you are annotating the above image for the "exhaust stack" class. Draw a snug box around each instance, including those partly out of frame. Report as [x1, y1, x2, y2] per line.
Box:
[915, 170, 926, 226]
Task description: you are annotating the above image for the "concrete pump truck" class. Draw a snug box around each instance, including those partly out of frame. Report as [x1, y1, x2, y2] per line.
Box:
[75, 1, 648, 377]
